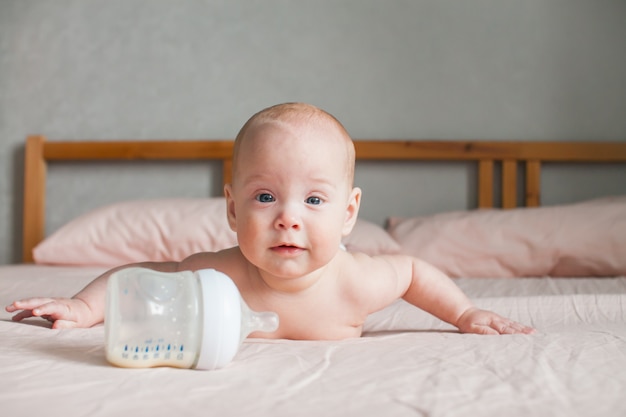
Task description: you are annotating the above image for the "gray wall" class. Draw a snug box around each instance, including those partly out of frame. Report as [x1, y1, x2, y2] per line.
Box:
[1, 0, 625, 264]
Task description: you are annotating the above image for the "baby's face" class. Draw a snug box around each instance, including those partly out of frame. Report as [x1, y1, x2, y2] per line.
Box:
[226, 120, 360, 282]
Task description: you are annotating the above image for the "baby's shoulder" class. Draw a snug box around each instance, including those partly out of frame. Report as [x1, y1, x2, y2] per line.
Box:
[178, 246, 246, 273]
[334, 252, 413, 311]
[338, 251, 412, 280]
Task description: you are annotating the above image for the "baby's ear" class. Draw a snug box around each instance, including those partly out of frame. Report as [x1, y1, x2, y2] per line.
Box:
[342, 187, 362, 236]
[224, 184, 237, 232]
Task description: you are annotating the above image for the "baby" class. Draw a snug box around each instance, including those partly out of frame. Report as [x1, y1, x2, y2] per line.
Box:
[7, 103, 535, 339]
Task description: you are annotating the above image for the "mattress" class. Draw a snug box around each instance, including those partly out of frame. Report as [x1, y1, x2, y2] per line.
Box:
[2, 265, 625, 417]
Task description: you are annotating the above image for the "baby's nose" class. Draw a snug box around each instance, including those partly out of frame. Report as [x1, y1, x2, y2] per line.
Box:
[275, 216, 301, 230]
[274, 205, 302, 230]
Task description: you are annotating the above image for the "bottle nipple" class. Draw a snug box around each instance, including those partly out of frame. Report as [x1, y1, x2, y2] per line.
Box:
[240, 299, 280, 340]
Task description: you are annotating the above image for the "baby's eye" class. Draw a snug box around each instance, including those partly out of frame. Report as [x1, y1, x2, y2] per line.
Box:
[256, 193, 275, 203]
[306, 196, 322, 205]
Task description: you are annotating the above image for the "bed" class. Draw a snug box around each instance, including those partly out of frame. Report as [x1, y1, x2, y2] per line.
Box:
[2, 136, 626, 417]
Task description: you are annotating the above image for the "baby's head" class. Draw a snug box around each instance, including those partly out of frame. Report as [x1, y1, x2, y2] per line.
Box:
[225, 103, 361, 283]
[231, 102, 356, 189]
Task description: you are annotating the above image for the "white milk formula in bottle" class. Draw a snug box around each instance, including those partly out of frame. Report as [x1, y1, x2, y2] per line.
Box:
[105, 268, 279, 370]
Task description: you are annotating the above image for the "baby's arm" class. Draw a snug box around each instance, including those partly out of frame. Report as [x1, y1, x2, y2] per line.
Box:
[6, 261, 181, 329]
[395, 256, 535, 335]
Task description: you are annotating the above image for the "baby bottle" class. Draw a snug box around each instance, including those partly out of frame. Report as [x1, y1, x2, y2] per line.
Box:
[104, 267, 279, 370]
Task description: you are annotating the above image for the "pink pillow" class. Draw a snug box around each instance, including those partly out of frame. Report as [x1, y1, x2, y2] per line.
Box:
[343, 219, 401, 256]
[387, 197, 626, 278]
[34, 198, 238, 266]
[33, 199, 400, 266]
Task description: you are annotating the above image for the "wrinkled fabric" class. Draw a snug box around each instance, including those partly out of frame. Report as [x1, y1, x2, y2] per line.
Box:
[2, 265, 625, 417]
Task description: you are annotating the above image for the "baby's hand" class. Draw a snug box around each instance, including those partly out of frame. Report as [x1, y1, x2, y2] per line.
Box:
[5, 297, 95, 329]
[456, 307, 536, 335]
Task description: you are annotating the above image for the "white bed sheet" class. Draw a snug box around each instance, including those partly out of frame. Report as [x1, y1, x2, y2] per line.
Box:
[2, 265, 625, 417]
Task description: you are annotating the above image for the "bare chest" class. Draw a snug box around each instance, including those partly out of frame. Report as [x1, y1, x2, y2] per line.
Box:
[245, 292, 366, 341]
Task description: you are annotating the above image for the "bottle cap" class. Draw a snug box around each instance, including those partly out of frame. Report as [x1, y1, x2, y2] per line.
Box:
[194, 269, 279, 370]
[195, 269, 243, 370]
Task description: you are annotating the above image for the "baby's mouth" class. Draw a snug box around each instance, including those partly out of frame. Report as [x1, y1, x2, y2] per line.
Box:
[271, 244, 304, 254]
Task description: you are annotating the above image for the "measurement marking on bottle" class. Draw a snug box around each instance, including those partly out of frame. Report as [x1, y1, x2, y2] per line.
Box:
[119, 342, 188, 360]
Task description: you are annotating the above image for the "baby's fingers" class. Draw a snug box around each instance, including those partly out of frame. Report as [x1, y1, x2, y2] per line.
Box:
[508, 322, 536, 335]
[30, 301, 73, 321]
[6, 297, 54, 313]
[6, 298, 55, 321]
[459, 309, 536, 335]
[468, 324, 500, 335]
[9, 308, 37, 322]
[6, 298, 72, 323]
[493, 319, 536, 335]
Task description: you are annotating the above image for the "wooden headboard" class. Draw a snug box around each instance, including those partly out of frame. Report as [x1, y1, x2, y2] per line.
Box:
[22, 135, 626, 262]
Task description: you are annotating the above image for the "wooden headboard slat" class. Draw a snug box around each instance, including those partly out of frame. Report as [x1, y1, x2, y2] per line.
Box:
[501, 160, 518, 209]
[222, 159, 233, 186]
[21, 136, 626, 263]
[23, 136, 47, 263]
[42, 140, 235, 160]
[525, 160, 541, 207]
[354, 140, 626, 161]
[477, 160, 494, 208]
